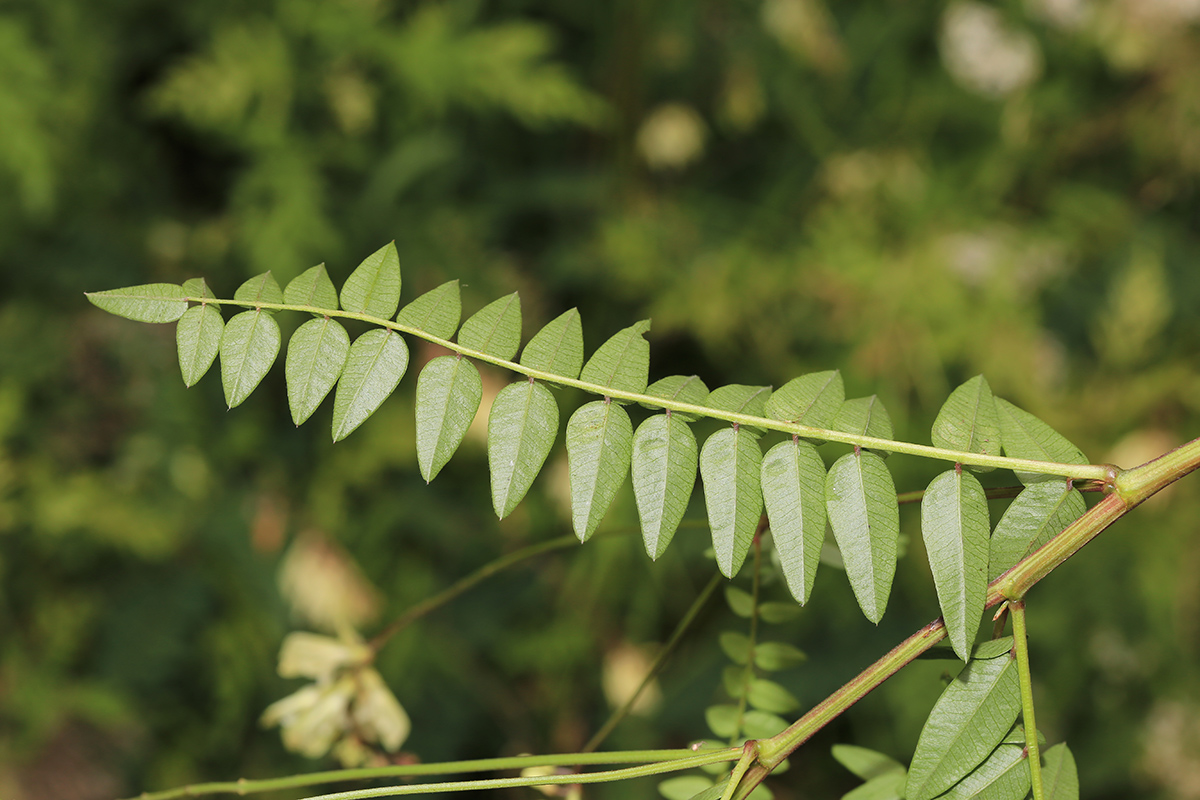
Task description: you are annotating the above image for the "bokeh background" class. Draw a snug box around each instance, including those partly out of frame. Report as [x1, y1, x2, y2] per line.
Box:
[2, 0, 1200, 798]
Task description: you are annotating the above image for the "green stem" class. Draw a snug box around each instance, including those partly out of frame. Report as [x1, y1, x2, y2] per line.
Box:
[1010, 601, 1044, 800]
[721, 742, 759, 800]
[175, 295, 1108, 480]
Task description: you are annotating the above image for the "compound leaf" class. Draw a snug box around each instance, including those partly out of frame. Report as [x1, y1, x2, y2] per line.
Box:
[1041, 744, 1079, 800]
[285, 317, 350, 425]
[905, 638, 1021, 800]
[520, 308, 584, 379]
[219, 310, 281, 408]
[488, 380, 558, 518]
[825, 451, 899, 623]
[566, 400, 633, 541]
[234, 271, 284, 306]
[833, 396, 895, 453]
[176, 304, 224, 387]
[922, 469, 990, 661]
[86, 283, 188, 323]
[932, 375, 1001, 472]
[995, 398, 1088, 483]
[331, 329, 409, 441]
[580, 319, 651, 398]
[396, 280, 462, 339]
[641, 375, 710, 421]
[831, 745, 906, 781]
[340, 241, 401, 319]
[934, 744, 1029, 800]
[632, 414, 698, 559]
[761, 438, 826, 604]
[989, 481, 1086, 579]
[700, 427, 763, 578]
[415, 356, 483, 483]
[459, 292, 522, 360]
[284, 264, 339, 310]
[765, 370, 844, 430]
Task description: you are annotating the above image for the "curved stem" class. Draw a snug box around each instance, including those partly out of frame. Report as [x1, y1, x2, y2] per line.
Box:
[1010, 601, 1044, 800]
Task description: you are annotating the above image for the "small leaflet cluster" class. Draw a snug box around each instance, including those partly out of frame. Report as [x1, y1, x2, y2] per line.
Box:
[833, 639, 1080, 800]
[86, 246, 1092, 662]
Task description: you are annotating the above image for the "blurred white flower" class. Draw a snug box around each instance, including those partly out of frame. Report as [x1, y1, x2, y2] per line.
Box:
[636, 103, 707, 171]
[353, 668, 412, 752]
[277, 631, 371, 681]
[278, 530, 381, 633]
[262, 676, 356, 759]
[941, 2, 1042, 98]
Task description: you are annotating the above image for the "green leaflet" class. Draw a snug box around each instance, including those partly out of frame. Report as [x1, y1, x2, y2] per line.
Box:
[725, 585, 755, 617]
[1041, 743, 1079, 800]
[658, 776, 714, 800]
[219, 309, 281, 408]
[182, 277, 214, 299]
[331, 329, 409, 442]
[989, 481, 1085, 579]
[743, 709, 789, 738]
[396, 280, 462, 339]
[339, 241, 401, 319]
[995, 398, 1088, 484]
[565, 400, 633, 541]
[754, 640, 806, 671]
[176, 304, 224, 387]
[706, 384, 773, 436]
[458, 292, 522, 360]
[705, 703, 740, 738]
[842, 772, 905, 800]
[761, 438, 826, 605]
[700, 427, 764, 578]
[922, 469, 990, 661]
[932, 376, 1001, 472]
[833, 396, 895, 453]
[765, 370, 844, 429]
[719, 631, 751, 665]
[520, 308, 584, 379]
[579, 319, 651, 399]
[284, 264, 339, 310]
[832, 745, 906, 781]
[685, 780, 730, 800]
[488, 380, 559, 518]
[641, 375, 710, 421]
[905, 638, 1021, 800]
[285, 317, 351, 425]
[234, 271, 284, 306]
[825, 451, 898, 623]
[415, 356, 483, 483]
[932, 744, 1029, 800]
[747, 678, 800, 713]
[631, 414, 698, 559]
[86, 283, 188, 323]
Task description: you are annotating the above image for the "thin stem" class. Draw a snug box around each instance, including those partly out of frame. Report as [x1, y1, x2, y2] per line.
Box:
[583, 572, 723, 753]
[1010, 601, 1044, 800]
[721, 742, 758, 800]
[176, 295, 1109, 481]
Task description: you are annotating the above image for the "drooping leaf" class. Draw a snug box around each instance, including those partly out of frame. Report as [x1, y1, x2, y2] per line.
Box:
[415, 356, 483, 482]
[833, 396, 895, 453]
[520, 308, 584, 379]
[331, 329, 409, 442]
[396, 280, 462, 339]
[705, 703, 741, 738]
[632, 414, 699, 559]
[1041, 744, 1079, 800]
[285, 317, 350, 425]
[234, 271, 284, 306]
[933, 744, 1029, 800]
[488, 380, 559, 518]
[565, 400, 633, 541]
[747, 678, 800, 714]
[284, 264, 339, 310]
[458, 292, 522, 360]
[825, 451, 899, 623]
[706, 384, 773, 436]
[725, 586, 755, 617]
[641, 375, 710, 421]
[761, 438, 827, 604]
[658, 775, 714, 800]
[339, 242, 401, 319]
[831, 745, 906, 781]
[989, 481, 1086, 579]
[765, 370, 845, 431]
[932, 375, 1001, 472]
[86, 283, 188, 323]
[182, 277, 215, 299]
[995, 398, 1088, 484]
[219, 310, 282, 408]
[700, 427, 764, 578]
[921, 469, 990, 661]
[754, 641, 807, 671]
[904, 638, 1021, 800]
[176, 304, 224, 387]
[579, 319, 651, 399]
[842, 772, 905, 800]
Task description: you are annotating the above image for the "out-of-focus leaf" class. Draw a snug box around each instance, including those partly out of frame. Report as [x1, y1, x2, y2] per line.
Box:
[1041, 743, 1079, 800]
[331, 329, 409, 441]
[658, 775, 713, 800]
[761, 438, 826, 605]
[995, 398, 1088, 483]
[700, 427, 764, 578]
[725, 586, 754, 618]
[989, 481, 1086, 579]
[235, 271, 284, 306]
[685, 780, 729, 800]
[285, 317, 350, 424]
[825, 451, 898, 623]
[520, 307, 584, 379]
[921, 469, 990, 661]
[832, 396, 895, 453]
[176, 304, 224, 387]
[765, 370, 844, 430]
[284, 264, 339, 310]
[632, 414, 698, 559]
[396, 280, 462, 339]
[932, 375, 1001, 472]
[705, 703, 740, 738]
[488, 380, 558, 518]
[86, 283, 188, 323]
[415, 355, 483, 482]
[718, 631, 751, 665]
[706, 384, 773, 436]
[579, 319, 651, 398]
[754, 641, 806, 671]
[933, 744, 1029, 800]
[831, 745, 906, 781]
[642, 375, 710, 421]
[219, 309, 281, 408]
[842, 772, 905, 800]
[742, 710, 789, 738]
[339, 242, 401, 319]
[565, 400, 633, 541]
[458, 292, 522, 360]
[904, 638, 1021, 800]
[747, 678, 800, 713]
[758, 602, 800, 624]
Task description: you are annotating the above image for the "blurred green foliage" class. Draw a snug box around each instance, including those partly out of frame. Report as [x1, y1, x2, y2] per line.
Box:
[1, 1, 1199, 798]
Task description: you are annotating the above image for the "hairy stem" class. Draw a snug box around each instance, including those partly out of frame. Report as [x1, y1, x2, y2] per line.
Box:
[1010, 601, 1044, 800]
